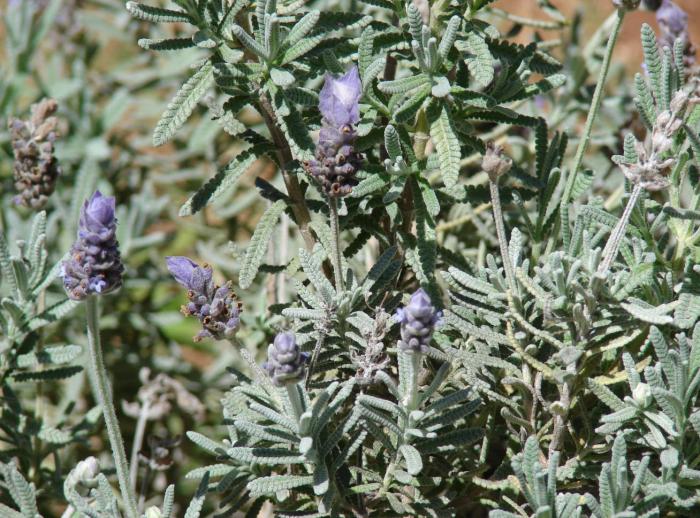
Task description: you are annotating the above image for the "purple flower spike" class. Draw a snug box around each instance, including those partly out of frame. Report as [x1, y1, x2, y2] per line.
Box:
[395, 288, 442, 354]
[61, 191, 124, 300]
[304, 66, 364, 197]
[657, 0, 687, 37]
[319, 66, 362, 129]
[657, 0, 696, 68]
[165, 257, 241, 342]
[263, 332, 310, 386]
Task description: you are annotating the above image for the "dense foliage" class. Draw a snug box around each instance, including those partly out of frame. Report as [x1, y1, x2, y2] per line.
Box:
[2, 0, 700, 516]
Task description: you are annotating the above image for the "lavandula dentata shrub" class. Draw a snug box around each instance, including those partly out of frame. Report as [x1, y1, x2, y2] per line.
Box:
[120, 0, 700, 514]
[7, 0, 700, 516]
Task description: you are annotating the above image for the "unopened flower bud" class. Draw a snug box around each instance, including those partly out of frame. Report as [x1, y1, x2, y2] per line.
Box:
[75, 456, 100, 481]
[263, 332, 309, 386]
[632, 382, 652, 408]
[145, 506, 163, 518]
[65, 456, 101, 493]
[395, 288, 442, 354]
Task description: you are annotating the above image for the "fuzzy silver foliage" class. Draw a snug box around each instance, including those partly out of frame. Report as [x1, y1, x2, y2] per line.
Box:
[5, 0, 700, 517]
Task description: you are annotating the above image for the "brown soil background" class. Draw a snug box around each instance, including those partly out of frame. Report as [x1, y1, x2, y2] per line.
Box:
[497, 0, 700, 67]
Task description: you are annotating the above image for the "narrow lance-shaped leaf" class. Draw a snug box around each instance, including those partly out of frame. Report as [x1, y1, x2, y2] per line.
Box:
[126, 1, 192, 23]
[465, 33, 494, 87]
[183, 471, 209, 518]
[239, 200, 287, 289]
[430, 105, 461, 187]
[153, 61, 214, 146]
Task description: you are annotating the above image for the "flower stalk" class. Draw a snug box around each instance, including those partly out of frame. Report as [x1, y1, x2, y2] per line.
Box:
[329, 197, 344, 291]
[597, 183, 644, 275]
[482, 142, 516, 293]
[85, 296, 139, 518]
[560, 9, 626, 211]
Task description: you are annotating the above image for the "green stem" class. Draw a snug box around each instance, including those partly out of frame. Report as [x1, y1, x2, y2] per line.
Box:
[257, 91, 316, 252]
[381, 351, 421, 494]
[305, 332, 326, 389]
[329, 197, 344, 292]
[560, 9, 626, 211]
[129, 399, 150, 494]
[489, 178, 516, 294]
[85, 297, 139, 518]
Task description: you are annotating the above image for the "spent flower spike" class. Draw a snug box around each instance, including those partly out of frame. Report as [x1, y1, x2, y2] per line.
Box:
[61, 191, 124, 300]
[263, 331, 310, 386]
[166, 256, 241, 342]
[9, 98, 61, 210]
[482, 141, 512, 182]
[395, 288, 442, 354]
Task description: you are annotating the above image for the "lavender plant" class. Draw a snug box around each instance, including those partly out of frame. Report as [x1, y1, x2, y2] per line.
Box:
[4, 0, 700, 516]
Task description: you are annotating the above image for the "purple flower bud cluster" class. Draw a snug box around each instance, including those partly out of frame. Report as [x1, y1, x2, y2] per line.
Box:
[263, 332, 309, 386]
[656, 0, 696, 68]
[9, 98, 61, 210]
[61, 191, 124, 300]
[303, 67, 363, 197]
[395, 289, 442, 354]
[166, 257, 242, 342]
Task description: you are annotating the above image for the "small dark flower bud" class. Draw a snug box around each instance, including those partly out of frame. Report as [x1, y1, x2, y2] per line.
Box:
[9, 98, 61, 210]
[61, 191, 124, 300]
[395, 289, 442, 354]
[482, 141, 512, 181]
[166, 257, 241, 342]
[263, 332, 310, 386]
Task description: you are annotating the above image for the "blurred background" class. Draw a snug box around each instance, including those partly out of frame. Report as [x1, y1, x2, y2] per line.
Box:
[501, 0, 699, 67]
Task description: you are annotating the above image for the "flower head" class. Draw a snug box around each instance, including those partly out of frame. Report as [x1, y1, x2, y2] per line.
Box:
[304, 67, 364, 197]
[65, 456, 101, 495]
[61, 191, 124, 300]
[9, 98, 61, 209]
[263, 332, 310, 386]
[657, 0, 696, 68]
[395, 288, 442, 354]
[166, 257, 241, 342]
[319, 66, 362, 129]
[657, 0, 688, 37]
